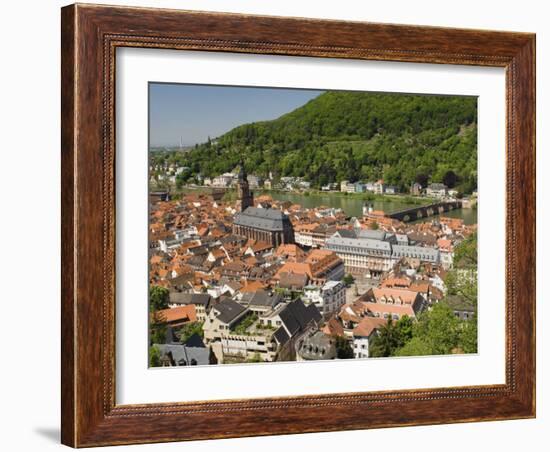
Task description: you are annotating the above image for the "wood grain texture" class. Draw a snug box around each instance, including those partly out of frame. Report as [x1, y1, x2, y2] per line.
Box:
[61, 4, 77, 447]
[60, 3, 536, 447]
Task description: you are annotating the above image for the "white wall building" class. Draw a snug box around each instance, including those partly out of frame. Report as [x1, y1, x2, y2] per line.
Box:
[302, 280, 346, 318]
[212, 173, 235, 187]
[351, 317, 387, 359]
[294, 227, 315, 247]
[426, 183, 448, 198]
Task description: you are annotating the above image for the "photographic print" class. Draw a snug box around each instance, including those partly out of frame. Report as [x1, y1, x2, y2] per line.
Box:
[148, 84, 478, 367]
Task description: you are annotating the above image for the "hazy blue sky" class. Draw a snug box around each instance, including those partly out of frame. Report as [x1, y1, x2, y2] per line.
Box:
[149, 83, 323, 147]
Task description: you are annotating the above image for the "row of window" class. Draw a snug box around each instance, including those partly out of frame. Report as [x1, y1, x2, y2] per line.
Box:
[332, 246, 391, 256]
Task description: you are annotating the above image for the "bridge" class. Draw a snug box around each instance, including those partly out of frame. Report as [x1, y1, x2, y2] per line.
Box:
[386, 201, 463, 222]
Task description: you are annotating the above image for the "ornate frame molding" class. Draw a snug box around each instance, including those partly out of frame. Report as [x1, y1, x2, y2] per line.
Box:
[62, 4, 535, 447]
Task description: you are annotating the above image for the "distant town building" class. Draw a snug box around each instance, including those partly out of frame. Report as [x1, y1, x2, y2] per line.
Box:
[149, 191, 171, 202]
[365, 182, 376, 192]
[426, 183, 448, 198]
[246, 174, 262, 189]
[340, 180, 349, 192]
[321, 183, 338, 191]
[212, 173, 235, 188]
[373, 180, 385, 194]
[341, 182, 356, 193]
[410, 182, 423, 196]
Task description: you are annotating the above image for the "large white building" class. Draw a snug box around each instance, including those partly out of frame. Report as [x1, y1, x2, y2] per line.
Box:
[325, 229, 440, 277]
[302, 280, 346, 318]
[325, 230, 394, 277]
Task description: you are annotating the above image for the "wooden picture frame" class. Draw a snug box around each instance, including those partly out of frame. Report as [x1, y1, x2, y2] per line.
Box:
[61, 3, 536, 447]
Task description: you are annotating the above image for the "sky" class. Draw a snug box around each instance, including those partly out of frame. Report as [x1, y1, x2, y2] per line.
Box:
[149, 83, 323, 147]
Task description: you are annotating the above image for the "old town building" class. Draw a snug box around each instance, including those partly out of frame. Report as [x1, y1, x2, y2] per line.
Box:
[233, 207, 294, 247]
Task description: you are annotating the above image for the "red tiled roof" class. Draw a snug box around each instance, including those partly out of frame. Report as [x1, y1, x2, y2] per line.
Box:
[154, 305, 197, 324]
[352, 316, 387, 337]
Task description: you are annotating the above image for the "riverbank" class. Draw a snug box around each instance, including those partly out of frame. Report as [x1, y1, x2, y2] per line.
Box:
[262, 190, 477, 224]
[259, 189, 427, 206]
[152, 184, 476, 224]
[155, 184, 444, 207]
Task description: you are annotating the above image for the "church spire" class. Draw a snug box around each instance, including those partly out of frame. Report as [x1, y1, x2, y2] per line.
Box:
[238, 158, 247, 181]
[235, 158, 253, 212]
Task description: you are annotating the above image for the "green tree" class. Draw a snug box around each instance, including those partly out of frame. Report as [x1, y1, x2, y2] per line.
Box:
[395, 315, 414, 343]
[444, 271, 477, 307]
[149, 311, 167, 345]
[445, 233, 478, 306]
[169, 91, 477, 193]
[369, 316, 413, 357]
[369, 319, 399, 357]
[443, 170, 458, 188]
[415, 172, 429, 188]
[149, 345, 161, 367]
[178, 321, 204, 343]
[149, 285, 170, 311]
[343, 274, 355, 286]
[452, 233, 477, 269]
[407, 303, 461, 355]
[247, 352, 262, 363]
[395, 337, 435, 356]
[175, 171, 191, 189]
[459, 314, 478, 354]
[334, 336, 354, 359]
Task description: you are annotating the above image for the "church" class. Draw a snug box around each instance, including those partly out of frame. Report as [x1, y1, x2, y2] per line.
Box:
[232, 165, 294, 247]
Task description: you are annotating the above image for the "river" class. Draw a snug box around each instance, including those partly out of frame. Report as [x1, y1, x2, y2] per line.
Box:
[261, 191, 477, 225]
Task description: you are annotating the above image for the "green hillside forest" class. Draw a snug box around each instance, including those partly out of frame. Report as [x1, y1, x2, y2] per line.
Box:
[153, 91, 478, 194]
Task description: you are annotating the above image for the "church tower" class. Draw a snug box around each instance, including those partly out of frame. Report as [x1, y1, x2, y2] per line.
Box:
[235, 162, 254, 212]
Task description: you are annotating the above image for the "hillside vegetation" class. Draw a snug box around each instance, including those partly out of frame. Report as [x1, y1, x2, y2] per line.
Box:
[157, 91, 478, 193]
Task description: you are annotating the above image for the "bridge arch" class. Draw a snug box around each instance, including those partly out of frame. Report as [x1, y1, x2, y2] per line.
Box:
[386, 201, 462, 223]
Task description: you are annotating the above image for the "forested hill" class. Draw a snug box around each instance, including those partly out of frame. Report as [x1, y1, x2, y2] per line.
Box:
[170, 91, 478, 193]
